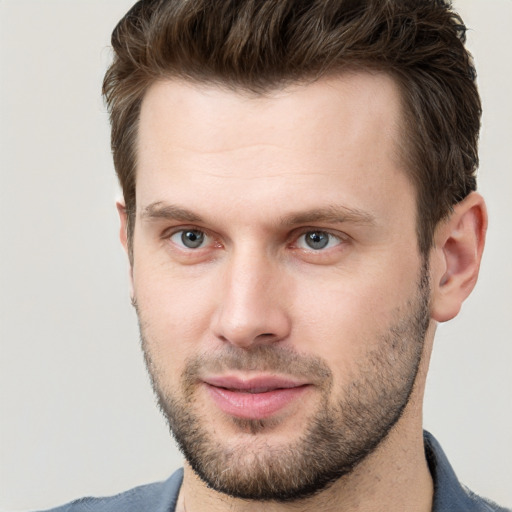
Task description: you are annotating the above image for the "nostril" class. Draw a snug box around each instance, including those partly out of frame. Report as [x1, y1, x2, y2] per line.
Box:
[256, 333, 277, 340]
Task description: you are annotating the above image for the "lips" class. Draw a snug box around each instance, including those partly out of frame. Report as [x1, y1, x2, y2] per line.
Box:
[203, 375, 310, 420]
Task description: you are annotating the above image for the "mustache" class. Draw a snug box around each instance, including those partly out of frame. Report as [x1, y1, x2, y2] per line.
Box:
[182, 344, 332, 385]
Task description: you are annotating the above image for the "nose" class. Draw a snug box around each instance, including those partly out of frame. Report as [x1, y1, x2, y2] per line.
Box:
[211, 249, 291, 349]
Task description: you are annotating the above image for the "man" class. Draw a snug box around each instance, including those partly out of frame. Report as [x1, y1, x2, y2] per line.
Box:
[42, 0, 509, 511]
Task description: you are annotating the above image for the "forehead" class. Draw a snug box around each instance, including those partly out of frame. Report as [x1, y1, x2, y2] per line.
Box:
[135, 72, 413, 226]
[138, 72, 404, 168]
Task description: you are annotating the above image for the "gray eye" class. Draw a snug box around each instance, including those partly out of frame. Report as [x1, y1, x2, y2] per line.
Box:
[304, 231, 330, 250]
[179, 230, 205, 249]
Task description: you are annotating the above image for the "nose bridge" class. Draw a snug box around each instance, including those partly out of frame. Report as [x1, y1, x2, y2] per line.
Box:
[212, 243, 290, 347]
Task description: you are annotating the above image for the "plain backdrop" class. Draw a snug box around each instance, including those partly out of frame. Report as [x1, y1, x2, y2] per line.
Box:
[0, 1, 511, 510]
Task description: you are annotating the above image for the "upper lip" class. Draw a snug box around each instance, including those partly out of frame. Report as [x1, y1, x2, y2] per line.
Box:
[203, 375, 310, 392]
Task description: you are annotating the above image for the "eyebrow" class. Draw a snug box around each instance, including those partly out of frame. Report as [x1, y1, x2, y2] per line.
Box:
[280, 205, 376, 227]
[141, 201, 375, 227]
[140, 202, 204, 223]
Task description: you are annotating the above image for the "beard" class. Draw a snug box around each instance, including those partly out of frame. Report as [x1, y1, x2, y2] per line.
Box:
[136, 262, 431, 503]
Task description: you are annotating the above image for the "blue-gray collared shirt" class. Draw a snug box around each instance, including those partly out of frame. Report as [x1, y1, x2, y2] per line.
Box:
[38, 431, 510, 512]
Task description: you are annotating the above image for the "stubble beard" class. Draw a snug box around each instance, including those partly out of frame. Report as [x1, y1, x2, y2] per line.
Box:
[136, 263, 431, 502]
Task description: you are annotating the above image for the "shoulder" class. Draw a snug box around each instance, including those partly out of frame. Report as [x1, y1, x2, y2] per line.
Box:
[460, 485, 511, 512]
[36, 468, 183, 512]
[424, 432, 511, 512]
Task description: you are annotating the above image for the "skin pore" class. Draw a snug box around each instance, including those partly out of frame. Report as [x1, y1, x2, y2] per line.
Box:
[118, 72, 487, 511]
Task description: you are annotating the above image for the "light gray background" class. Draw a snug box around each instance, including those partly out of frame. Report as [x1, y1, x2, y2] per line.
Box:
[0, 1, 511, 510]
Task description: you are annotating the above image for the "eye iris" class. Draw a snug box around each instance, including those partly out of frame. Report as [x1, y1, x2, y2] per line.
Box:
[305, 231, 329, 250]
[181, 230, 204, 248]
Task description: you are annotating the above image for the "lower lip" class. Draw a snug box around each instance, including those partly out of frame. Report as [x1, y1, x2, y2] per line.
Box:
[205, 384, 310, 420]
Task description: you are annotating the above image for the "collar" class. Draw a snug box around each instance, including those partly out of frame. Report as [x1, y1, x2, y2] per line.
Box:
[424, 430, 507, 511]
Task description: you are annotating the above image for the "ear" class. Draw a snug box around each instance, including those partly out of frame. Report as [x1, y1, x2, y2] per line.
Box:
[430, 192, 487, 322]
[116, 201, 129, 253]
[116, 200, 134, 297]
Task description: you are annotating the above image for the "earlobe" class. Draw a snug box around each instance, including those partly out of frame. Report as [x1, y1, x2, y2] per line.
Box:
[430, 192, 487, 323]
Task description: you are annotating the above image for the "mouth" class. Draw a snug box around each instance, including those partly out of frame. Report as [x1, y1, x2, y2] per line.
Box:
[202, 375, 311, 420]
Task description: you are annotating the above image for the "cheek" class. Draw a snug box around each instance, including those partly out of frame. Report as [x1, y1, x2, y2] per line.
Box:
[133, 264, 218, 371]
[290, 286, 377, 378]
[289, 262, 420, 376]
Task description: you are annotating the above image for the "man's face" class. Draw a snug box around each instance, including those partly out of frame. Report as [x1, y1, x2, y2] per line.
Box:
[128, 73, 432, 501]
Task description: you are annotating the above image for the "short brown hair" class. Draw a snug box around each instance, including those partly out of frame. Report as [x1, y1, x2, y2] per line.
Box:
[103, 0, 481, 255]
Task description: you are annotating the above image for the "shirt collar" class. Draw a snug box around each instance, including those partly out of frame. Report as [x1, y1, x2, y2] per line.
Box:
[424, 430, 501, 511]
